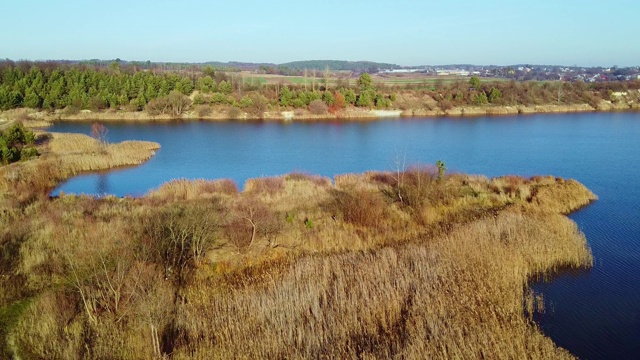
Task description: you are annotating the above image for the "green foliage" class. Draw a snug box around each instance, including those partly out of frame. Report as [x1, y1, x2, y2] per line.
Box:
[285, 213, 295, 223]
[0, 123, 37, 165]
[356, 90, 375, 107]
[0, 86, 22, 110]
[193, 93, 206, 105]
[0, 63, 197, 111]
[357, 73, 374, 92]
[291, 98, 306, 108]
[279, 86, 294, 107]
[436, 160, 446, 181]
[304, 218, 314, 229]
[210, 92, 232, 105]
[375, 94, 391, 109]
[218, 80, 232, 94]
[239, 95, 254, 109]
[469, 76, 481, 89]
[473, 92, 489, 105]
[340, 88, 356, 105]
[297, 90, 322, 106]
[22, 88, 42, 108]
[20, 147, 38, 160]
[202, 65, 216, 77]
[489, 88, 502, 103]
[323, 91, 335, 106]
[196, 76, 215, 93]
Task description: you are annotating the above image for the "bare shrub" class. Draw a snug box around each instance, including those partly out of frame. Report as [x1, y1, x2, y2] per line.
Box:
[195, 104, 213, 117]
[224, 197, 282, 250]
[308, 99, 328, 115]
[146, 91, 191, 117]
[332, 189, 387, 229]
[438, 98, 454, 111]
[227, 106, 242, 120]
[245, 94, 268, 118]
[139, 203, 222, 285]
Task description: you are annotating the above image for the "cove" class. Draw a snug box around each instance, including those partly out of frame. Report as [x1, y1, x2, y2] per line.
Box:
[50, 112, 640, 359]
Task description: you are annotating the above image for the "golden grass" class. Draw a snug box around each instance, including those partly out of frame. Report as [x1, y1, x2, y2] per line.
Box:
[147, 178, 238, 201]
[0, 132, 159, 203]
[0, 153, 597, 359]
[177, 212, 587, 359]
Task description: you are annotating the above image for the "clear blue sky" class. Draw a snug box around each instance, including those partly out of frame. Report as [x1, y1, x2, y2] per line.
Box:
[2, 0, 638, 66]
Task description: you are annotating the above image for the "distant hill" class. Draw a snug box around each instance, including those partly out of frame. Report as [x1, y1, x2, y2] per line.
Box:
[277, 60, 400, 72]
[202, 61, 276, 70]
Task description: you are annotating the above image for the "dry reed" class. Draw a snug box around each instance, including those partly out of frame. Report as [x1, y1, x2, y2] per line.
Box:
[0, 149, 597, 359]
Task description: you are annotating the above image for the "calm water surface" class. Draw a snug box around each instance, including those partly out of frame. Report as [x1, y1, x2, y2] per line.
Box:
[50, 112, 640, 359]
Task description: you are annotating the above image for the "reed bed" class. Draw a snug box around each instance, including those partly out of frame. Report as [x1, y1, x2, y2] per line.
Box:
[0, 132, 159, 202]
[0, 149, 596, 359]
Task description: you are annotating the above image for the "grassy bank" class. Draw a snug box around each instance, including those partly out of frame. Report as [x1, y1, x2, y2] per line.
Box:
[0, 133, 597, 359]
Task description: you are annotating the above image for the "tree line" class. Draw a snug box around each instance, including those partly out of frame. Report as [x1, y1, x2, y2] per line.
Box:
[2, 61, 639, 116]
[0, 61, 199, 111]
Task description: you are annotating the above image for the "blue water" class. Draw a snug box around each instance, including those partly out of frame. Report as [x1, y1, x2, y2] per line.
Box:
[50, 112, 640, 359]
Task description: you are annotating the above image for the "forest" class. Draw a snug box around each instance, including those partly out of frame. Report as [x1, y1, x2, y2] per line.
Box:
[1, 60, 639, 118]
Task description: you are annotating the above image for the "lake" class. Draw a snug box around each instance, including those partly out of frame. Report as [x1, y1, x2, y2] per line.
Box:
[50, 112, 640, 359]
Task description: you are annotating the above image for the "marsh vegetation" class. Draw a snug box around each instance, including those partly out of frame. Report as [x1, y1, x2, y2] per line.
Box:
[0, 130, 596, 358]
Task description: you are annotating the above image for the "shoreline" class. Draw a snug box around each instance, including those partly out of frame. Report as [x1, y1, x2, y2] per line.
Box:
[2, 101, 639, 126]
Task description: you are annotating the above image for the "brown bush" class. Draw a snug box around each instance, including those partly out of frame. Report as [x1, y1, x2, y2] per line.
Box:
[332, 189, 387, 229]
[195, 104, 213, 117]
[438, 98, 454, 111]
[146, 91, 192, 117]
[308, 99, 328, 115]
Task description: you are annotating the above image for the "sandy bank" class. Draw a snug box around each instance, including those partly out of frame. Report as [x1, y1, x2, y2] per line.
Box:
[2, 100, 638, 126]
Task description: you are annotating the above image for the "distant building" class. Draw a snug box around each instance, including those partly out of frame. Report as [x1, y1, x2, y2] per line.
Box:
[381, 69, 422, 74]
[436, 69, 469, 76]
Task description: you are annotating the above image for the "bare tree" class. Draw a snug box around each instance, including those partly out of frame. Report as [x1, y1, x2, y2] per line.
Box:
[90, 122, 109, 150]
[225, 198, 281, 252]
[141, 204, 221, 286]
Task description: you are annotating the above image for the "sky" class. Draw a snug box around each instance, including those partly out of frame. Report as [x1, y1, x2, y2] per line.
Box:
[1, 0, 639, 67]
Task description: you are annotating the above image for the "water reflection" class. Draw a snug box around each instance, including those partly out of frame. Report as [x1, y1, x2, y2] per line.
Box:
[95, 174, 109, 195]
